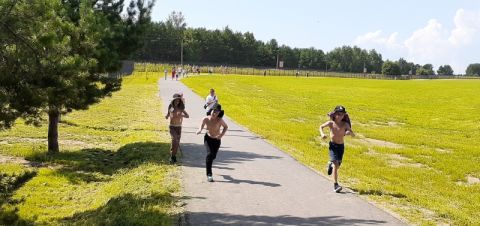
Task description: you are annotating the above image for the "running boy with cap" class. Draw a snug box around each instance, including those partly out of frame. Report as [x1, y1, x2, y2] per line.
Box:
[319, 105, 355, 192]
[196, 103, 228, 182]
[165, 93, 189, 164]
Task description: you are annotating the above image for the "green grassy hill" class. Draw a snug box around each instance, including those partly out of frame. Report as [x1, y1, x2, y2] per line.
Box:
[183, 74, 480, 225]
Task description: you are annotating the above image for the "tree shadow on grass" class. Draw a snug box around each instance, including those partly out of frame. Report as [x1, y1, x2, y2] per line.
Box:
[0, 170, 37, 225]
[27, 142, 172, 184]
[1, 142, 177, 225]
[60, 192, 176, 226]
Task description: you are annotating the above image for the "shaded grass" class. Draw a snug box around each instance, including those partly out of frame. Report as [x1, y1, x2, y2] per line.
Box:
[0, 163, 37, 224]
[61, 192, 174, 225]
[183, 74, 480, 225]
[0, 164, 36, 197]
[0, 73, 181, 225]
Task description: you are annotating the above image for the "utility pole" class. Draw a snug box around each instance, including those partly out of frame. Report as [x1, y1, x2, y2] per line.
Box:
[180, 39, 183, 66]
[325, 63, 328, 76]
[276, 52, 279, 69]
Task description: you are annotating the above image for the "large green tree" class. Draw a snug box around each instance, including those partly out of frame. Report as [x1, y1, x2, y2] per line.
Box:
[382, 60, 401, 76]
[417, 64, 435, 75]
[466, 63, 480, 76]
[437, 65, 454, 76]
[0, 0, 154, 153]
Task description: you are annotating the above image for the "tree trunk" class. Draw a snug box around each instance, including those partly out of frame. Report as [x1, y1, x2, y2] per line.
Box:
[48, 110, 60, 154]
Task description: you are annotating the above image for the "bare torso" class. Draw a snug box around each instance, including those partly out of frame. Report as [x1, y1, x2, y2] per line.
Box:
[204, 117, 224, 138]
[329, 121, 348, 144]
[169, 110, 185, 126]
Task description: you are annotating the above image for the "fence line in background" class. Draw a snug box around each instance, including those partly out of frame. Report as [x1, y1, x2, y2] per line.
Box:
[131, 62, 480, 80]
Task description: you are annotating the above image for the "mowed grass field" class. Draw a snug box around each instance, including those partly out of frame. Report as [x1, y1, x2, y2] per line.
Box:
[0, 73, 181, 225]
[183, 74, 480, 225]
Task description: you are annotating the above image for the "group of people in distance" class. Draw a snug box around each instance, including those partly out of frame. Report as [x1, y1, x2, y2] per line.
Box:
[164, 66, 201, 81]
[165, 88, 355, 192]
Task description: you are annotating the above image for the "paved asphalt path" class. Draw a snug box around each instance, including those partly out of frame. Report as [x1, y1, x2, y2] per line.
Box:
[159, 77, 406, 225]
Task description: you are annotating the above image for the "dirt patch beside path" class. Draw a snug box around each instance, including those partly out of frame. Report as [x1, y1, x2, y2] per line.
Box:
[357, 138, 403, 148]
[0, 154, 45, 167]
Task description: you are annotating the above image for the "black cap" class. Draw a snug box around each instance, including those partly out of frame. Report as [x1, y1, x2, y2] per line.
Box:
[173, 93, 182, 99]
[209, 103, 224, 118]
[334, 105, 346, 113]
[212, 103, 222, 111]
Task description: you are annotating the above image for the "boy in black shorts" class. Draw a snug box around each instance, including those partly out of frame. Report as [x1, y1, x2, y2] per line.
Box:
[319, 106, 355, 192]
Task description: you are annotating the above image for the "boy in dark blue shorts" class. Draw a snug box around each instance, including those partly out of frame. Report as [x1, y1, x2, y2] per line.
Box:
[319, 106, 355, 192]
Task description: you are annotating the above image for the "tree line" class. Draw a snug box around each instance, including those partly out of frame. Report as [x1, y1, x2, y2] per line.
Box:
[133, 11, 480, 76]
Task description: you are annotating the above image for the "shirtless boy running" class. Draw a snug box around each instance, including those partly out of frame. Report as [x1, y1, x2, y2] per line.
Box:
[196, 104, 228, 182]
[319, 105, 355, 192]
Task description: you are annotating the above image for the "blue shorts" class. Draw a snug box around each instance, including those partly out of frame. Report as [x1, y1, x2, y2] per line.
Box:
[329, 141, 345, 165]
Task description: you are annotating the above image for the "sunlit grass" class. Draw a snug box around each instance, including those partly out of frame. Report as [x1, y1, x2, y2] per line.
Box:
[183, 74, 480, 225]
[0, 73, 181, 225]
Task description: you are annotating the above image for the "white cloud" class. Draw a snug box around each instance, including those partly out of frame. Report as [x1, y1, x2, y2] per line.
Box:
[354, 30, 402, 50]
[353, 9, 480, 74]
[404, 19, 452, 64]
[449, 8, 480, 46]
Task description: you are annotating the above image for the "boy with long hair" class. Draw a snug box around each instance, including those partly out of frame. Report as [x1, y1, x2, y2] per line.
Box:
[319, 105, 355, 192]
[165, 93, 189, 164]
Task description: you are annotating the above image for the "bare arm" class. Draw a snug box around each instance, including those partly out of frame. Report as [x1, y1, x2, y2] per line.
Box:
[182, 110, 190, 118]
[319, 121, 332, 139]
[196, 118, 207, 135]
[345, 123, 355, 137]
[217, 119, 228, 139]
[165, 105, 171, 119]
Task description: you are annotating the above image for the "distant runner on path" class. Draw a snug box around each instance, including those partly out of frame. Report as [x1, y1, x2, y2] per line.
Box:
[319, 105, 355, 193]
[165, 93, 189, 164]
[196, 104, 228, 182]
[171, 67, 176, 81]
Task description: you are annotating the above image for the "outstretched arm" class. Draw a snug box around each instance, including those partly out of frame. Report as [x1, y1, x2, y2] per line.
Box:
[196, 118, 206, 135]
[319, 121, 332, 139]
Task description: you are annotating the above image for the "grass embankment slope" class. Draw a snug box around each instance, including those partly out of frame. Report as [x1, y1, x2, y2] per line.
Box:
[183, 74, 480, 225]
[0, 73, 181, 225]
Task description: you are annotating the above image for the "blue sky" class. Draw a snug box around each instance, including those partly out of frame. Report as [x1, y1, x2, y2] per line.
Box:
[152, 1, 480, 74]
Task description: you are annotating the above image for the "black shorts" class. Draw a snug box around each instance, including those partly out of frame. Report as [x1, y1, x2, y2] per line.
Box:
[329, 141, 345, 164]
